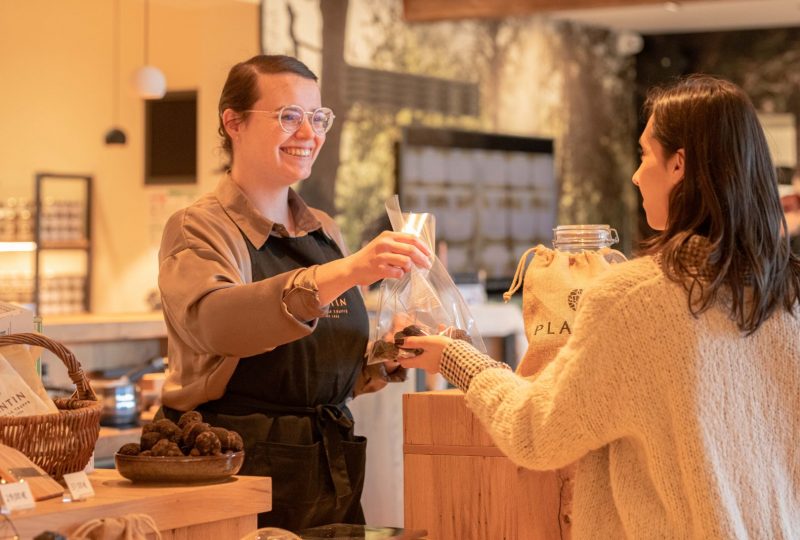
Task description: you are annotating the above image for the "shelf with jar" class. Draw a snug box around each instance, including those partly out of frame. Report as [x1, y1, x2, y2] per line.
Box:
[0, 173, 92, 315]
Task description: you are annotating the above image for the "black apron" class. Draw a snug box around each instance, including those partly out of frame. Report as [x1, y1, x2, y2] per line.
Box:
[165, 228, 369, 532]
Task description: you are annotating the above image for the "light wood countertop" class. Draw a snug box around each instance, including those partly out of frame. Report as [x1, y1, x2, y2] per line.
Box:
[42, 312, 166, 344]
[10, 469, 271, 539]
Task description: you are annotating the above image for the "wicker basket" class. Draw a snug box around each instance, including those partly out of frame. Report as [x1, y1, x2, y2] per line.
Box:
[0, 332, 101, 479]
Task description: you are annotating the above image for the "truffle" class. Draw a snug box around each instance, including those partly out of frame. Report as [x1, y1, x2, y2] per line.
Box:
[391, 325, 426, 357]
[181, 421, 211, 449]
[140, 431, 163, 451]
[118, 443, 141, 456]
[208, 427, 230, 450]
[226, 430, 244, 452]
[395, 324, 427, 339]
[194, 431, 222, 456]
[151, 439, 183, 457]
[177, 410, 203, 430]
[152, 418, 182, 444]
[141, 422, 159, 435]
[443, 327, 473, 344]
[209, 426, 227, 441]
[208, 427, 245, 453]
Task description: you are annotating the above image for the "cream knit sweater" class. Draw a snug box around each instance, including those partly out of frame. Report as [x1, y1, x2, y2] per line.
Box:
[442, 255, 800, 539]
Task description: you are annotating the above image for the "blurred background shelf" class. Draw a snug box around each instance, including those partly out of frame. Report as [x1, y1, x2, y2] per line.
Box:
[38, 239, 91, 250]
[0, 173, 93, 316]
[34, 173, 93, 316]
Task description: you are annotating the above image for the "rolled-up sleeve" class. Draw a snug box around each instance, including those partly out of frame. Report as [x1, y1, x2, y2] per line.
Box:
[284, 265, 329, 322]
[159, 210, 329, 359]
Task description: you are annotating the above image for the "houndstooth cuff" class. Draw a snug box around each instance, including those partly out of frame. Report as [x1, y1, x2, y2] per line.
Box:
[440, 339, 511, 392]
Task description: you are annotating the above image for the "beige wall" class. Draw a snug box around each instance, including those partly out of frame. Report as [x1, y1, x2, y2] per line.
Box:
[0, 0, 259, 314]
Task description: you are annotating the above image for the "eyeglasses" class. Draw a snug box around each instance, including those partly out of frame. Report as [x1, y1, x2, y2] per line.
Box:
[244, 105, 335, 136]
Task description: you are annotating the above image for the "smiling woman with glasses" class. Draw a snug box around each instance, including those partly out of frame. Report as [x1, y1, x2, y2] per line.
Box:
[156, 54, 431, 533]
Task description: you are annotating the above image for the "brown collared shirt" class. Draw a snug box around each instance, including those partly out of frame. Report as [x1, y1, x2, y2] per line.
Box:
[158, 174, 400, 411]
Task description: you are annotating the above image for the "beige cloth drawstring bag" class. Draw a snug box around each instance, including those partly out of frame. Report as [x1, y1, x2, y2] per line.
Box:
[504, 225, 626, 377]
[504, 242, 624, 377]
[71, 513, 162, 540]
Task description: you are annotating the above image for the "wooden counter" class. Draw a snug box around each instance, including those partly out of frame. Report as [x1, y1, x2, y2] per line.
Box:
[403, 390, 563, 540]
[10, 469, 271, 539]
[43, 312, 167, 344]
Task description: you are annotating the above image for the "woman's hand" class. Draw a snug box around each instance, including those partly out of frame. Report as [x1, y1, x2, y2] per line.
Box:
[397, 335, 453, 374]
[347, 231, 432, 286]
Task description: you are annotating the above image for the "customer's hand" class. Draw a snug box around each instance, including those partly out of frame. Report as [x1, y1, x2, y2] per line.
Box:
[347, 231, 431, 286]
[397, 335, 452, 374]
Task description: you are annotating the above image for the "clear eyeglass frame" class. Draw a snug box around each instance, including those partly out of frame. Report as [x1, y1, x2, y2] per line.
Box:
[244, 105, 335, 135]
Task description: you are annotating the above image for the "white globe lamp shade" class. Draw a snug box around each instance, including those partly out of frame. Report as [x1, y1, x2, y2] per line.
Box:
[132, 65, 166, 99]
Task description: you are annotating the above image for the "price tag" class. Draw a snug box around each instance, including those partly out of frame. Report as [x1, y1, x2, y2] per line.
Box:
[0, 481, 35, 511]
[63, 471, 95, 501]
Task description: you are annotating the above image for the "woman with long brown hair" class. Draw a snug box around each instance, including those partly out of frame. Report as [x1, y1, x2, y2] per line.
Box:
[400, 75, 800, 538]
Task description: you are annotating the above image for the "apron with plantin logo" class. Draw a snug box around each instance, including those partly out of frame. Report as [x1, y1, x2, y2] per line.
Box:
[167, 227, 370, 532]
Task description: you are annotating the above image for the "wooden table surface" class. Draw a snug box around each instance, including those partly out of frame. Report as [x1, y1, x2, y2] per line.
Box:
[8, 469, 271, 539]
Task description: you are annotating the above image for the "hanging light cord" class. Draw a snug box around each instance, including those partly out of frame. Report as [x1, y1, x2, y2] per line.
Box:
[144, 0, 150, 65]
[112, 0, 120, 123]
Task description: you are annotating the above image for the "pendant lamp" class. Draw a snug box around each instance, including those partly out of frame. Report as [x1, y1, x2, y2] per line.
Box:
[105, 0, 127, 145]
[132, 0, 166, 99]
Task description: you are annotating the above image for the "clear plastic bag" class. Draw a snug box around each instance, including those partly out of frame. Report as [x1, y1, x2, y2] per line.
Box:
[366, 197, 486, 365]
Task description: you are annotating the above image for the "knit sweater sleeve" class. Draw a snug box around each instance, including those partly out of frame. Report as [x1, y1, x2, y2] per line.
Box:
[457, 263, 655, 471]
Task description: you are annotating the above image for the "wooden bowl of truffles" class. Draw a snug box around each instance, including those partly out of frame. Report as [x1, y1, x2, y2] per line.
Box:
[115, 411, 245, 484]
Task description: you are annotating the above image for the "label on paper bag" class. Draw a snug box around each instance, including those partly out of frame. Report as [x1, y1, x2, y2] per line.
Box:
[0, 353, 55, 417]
[63, 471, 95, 501]
[0, 481, 36, 511]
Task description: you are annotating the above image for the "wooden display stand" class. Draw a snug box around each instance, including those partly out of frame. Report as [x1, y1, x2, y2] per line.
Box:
[403, 390, 566, 540]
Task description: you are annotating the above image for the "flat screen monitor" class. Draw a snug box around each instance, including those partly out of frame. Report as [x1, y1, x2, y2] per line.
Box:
[396, 127, 558, 294]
